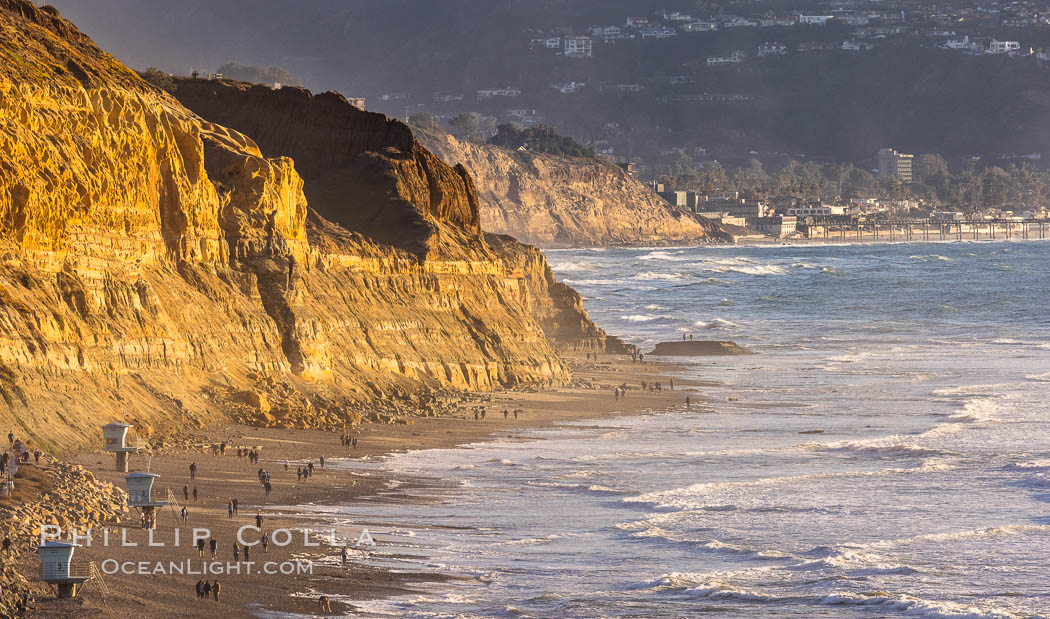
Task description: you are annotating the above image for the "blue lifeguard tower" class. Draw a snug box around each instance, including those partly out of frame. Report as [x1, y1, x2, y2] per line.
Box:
[125, 471, 168, 529]
[37, 541, 91, 598]
[102, 421, 140, 472]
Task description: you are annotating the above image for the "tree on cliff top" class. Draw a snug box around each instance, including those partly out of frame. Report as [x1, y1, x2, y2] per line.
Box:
[216, 63, 301, 86]
[488, 124, 595, 159]
[140, 67, 176, 94]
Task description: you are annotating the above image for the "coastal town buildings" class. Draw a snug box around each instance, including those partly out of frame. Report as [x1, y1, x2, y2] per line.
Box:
[877, 148, 914, 182]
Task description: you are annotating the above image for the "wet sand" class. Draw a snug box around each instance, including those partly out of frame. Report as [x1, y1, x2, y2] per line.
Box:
[28, 354, 710, 617]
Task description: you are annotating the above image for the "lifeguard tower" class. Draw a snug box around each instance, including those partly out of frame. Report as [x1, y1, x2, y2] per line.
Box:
[101, 421, 140, 472]
[37, 541, 91, 598]
[125, 471, 168, 529]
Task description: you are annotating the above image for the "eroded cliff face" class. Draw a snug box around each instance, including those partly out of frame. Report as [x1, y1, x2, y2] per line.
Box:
[172, 79, 483, 259]
[0, 0, 607, 451]
[418, 129, 733, 248]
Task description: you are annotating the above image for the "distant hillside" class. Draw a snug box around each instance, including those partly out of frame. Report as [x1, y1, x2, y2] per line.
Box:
[47, 0, 1050, 163]
[414, 125, 732, 247]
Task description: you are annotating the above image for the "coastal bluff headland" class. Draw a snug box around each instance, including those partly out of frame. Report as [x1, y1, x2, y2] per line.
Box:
[0, 0, 630, 454]
[415, 127, 734, 248]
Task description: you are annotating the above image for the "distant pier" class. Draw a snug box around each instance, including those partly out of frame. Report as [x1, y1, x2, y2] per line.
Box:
[798, 218, 1050, 243]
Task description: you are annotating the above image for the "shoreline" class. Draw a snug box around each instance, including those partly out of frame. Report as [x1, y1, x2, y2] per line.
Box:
[23, 354, 704, 617]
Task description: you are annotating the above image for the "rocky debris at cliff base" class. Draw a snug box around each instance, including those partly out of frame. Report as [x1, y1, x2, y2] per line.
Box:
[0, 460, 128, 616]
[648, 341, 754, 356]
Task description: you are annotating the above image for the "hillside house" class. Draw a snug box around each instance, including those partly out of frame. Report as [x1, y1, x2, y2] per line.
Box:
[707, 51, 747, 66]
[477, 86, 522, 100]
[682, 21, 718, 32]
[530, 36, 562, 50]
[564, 36, 594, 57]
[987, 40, 1021, 54]
[640, 26, 678, 39]
[757, 42, 788, 56]
[798, 15, 834, 25]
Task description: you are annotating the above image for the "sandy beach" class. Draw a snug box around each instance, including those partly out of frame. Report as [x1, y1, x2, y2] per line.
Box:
[21, 353, 706, 617]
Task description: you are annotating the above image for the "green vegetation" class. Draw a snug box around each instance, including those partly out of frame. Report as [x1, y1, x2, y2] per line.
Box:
[140, 67, 176, 93]
[663, 156, 1049, 212]
[488, 124, 595, 158]
[215, 63, 301, 86]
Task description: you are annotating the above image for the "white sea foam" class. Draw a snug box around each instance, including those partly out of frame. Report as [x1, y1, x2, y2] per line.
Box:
[711, 264, 789, 276]
[1026, 371, 1050, 381]
[548, 261, 593, 272]
[818, 592, 1019, 618]
[622, 314, 661, 322]
[910, 254, 954, 262]
[631, 271, 685, 281]
[694, 318, 739, 329]
[562, 278, 620, 286]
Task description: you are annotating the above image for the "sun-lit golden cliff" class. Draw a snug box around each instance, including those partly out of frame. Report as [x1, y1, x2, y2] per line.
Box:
[0, 0, 616, 450]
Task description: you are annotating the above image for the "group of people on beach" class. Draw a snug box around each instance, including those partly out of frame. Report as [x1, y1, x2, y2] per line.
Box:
[195, 579, 220, 601]
[469, 406, 521, 421]
[340, 434, 358, 450]
[296, 462, 314, 482]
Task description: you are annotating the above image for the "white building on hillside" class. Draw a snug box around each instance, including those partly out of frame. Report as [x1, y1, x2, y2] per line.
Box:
[564, 36, 593, 57]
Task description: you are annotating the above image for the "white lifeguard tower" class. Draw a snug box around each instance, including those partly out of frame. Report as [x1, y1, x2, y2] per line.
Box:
[101, 421, 139, 472]
[37, 541, 91, 598]
[125, 471, 168, 529]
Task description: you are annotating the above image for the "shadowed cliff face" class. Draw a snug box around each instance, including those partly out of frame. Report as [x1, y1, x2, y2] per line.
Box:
[172, 80, 482, 259]
[0, 0, 608, 450]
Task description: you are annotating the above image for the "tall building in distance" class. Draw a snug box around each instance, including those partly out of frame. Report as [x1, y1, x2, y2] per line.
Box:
[877, 148, 914, 183]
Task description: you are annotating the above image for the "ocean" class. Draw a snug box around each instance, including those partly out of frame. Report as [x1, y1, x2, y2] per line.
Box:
[323, 240, 1050, 618]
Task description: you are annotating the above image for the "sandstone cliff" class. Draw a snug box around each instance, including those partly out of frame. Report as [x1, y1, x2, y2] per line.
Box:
[416, 128, 733, 248]
[0, 0, 611, 451]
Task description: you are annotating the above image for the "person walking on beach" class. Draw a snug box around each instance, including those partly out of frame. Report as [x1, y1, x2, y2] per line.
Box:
[319, 595, 332, 613]
[297, 467, 303, 482]
[209, 538, 217, 559]
[264, 481, 272, 497]
[192, 486, 198, 502]
[181, 506, 188, 522]
[261, 534, 269, 553]
[503, 409, 508, 420]
[340, 545, 348, 566]
[212, 579, 221, 602]
[227, 500, 234, 519]
[473, 411, 478, 421]
[685, 396, 691, 408]
[256, 513, 263, 530]
[202, 580, 211, 599]
[320, 455, 325, 468]
[243, 543, 249, 562]
[232, 543, 239, 562]
[197, 538, 205, 558]
[514, 410, 519, 420]
[189, 462, 197, 480]
[670, 378, 675, 391]
[232, 498, 239, 515]
[183, 484, 189, 501]
[284, 459, 289, 471]
[308, 462, 314, 477]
